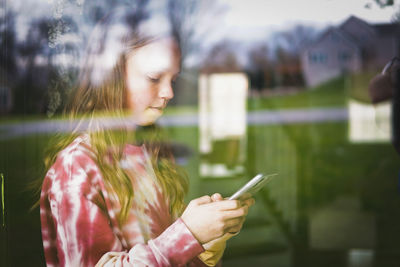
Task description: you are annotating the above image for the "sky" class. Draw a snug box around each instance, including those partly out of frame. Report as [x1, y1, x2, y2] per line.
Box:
[219, 0, 397, 28]
[213, 0, 398, 42]
[7, 0, 399, 42]
[5, 0, 400, 66]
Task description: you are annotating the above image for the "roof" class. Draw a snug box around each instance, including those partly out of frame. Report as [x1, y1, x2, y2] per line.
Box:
[339, 15, 374, 33]
[339, 16, 376, 48]
[373, 23, 400, 36]
[302, 26, 359, 52]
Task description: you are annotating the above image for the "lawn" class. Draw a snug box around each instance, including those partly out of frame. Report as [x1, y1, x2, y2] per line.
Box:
[1, 72, 399, 266]
[167, 122, 400, 263]
[0, 73, 374, 126]
[2, 117, 399, 266]
[247, 73, 377, 111]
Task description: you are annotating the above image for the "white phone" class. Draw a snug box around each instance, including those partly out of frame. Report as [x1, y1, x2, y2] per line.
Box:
[228, 173, 278, 200]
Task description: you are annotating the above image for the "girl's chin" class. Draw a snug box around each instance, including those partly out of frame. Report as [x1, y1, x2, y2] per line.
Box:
[135, 108, 163, 126]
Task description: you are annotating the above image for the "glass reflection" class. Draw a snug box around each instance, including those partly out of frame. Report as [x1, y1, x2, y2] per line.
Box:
[348, 99, 391, 143]
[194, 65, 399, 266]
[2, 1, 400, 266]
[199, 73, 247, 178]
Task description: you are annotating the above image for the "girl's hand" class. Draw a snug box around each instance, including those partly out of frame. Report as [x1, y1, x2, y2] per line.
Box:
[210, 193, 255, 234]
[181, 195, 249, 244]
[211, 193, 256, 207]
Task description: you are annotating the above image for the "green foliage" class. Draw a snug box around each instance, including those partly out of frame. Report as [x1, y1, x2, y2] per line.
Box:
[1, 115, 399, 265]
[374, 0, 394, 8]
[1, 68, 398, 264]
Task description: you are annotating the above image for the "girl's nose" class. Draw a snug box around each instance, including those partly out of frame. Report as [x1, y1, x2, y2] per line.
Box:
[159, 81, 174, 101]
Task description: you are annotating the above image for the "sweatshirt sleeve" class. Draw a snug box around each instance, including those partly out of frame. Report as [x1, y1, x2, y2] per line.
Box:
[196, 232, 236, 266]
[96, 219, 204, 267]
[41, 146, 204, 267]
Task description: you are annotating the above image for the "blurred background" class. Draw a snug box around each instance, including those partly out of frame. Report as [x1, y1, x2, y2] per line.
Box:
[1, 0, 400, 266]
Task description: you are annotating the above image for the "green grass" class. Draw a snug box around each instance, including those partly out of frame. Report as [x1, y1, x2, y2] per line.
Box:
[1, 119, 399, 265]
[165, 122, 399, 260]
[0, 134, 52, 266]
[1, 71, 398, 265]
[164, 122, 399, 212]
[163, 105, 198, 116]
[1, 69, 378, 126]
[348, 72, 377, 103]
[0, 72, 374, 125]
[0, 114, 55, 125]
[0, 106, 197, 127]
[248, 73, 378, 110]
[248, 77, 348, 110]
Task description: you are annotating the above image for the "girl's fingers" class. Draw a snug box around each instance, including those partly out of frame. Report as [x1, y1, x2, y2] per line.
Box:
[192, 195, 212, 205]
[225, 217, 246, 232]
[227, 225, 242, 234]
[224, 217, 243, 229]
[205, 199, 241, 211]
[241, 197, 255, 207]
[221, 205, 248, 219]
[211, 193, 223, 202]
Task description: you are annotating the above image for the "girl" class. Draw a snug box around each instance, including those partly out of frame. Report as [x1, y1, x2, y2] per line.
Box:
[39, 5, 254, 267]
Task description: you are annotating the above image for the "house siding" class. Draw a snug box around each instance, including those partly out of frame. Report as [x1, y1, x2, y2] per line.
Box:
[372, 35, 400, 67]
[301, 16, 400, 87]
[302, 30, 361, 88]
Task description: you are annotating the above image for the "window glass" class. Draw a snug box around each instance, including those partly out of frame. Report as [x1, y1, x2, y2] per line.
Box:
[1, 1, 399, 266]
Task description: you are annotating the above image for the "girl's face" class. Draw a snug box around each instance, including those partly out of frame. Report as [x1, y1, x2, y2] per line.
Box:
[125, 37, 181, 125]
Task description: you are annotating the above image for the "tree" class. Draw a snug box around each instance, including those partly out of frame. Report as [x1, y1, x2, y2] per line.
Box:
[0, 10, 17, 75]
[247, 43, 276, 90]
[274, 25, 318, 56]
[365, 0, 399, 22]
[373, 0, 394, 7]
[201, 40, 242, 73]
[274, 45, 304, 87]
[14, 17, 55, 113]
[271, 25, 317, 88]
[166, 0, 225, 65]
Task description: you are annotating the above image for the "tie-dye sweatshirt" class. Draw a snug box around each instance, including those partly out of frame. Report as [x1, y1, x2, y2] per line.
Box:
[40, 135, 208, 267]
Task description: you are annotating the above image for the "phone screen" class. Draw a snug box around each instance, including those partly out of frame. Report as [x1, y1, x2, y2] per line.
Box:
[228, 173, 277, 200]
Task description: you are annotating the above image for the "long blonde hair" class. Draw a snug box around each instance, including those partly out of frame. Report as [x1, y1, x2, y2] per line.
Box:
[41, 6, 188, 225]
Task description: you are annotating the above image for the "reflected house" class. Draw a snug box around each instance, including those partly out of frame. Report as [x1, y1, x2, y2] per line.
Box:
[198, 73, 248, 178]
[301, 16, 400, 88]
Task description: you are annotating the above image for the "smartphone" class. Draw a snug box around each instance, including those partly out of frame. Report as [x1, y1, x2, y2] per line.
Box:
[228, 173, 277, 200]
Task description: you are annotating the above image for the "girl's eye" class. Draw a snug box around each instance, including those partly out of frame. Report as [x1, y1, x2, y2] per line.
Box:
[147, 76, 160, 83]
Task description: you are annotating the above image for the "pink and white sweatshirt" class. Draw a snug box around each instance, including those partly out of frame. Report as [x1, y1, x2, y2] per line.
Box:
[40, 135, 208, 267]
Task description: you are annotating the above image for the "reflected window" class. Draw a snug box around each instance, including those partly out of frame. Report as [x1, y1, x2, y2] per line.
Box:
[348, 99, 391, 143]
[338, 51, 352, 62]
[309, 52, 327, 64]
[198, 73, 248, 178]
